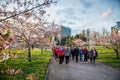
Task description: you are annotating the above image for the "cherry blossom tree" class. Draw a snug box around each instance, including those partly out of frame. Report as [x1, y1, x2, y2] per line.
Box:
[110, 30, 120, 59]
[0, 0, 59, 62]
[0, 29, 13, 62]
[95, 29, 120, 59]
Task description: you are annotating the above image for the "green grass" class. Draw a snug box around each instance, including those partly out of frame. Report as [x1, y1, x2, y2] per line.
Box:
[0, 50, 52, 80]
[96, 46, 120, 70]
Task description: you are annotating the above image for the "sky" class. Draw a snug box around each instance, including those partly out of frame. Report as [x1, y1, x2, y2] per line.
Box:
[45, 0, 120, 35]
[0, 0, 120, 36]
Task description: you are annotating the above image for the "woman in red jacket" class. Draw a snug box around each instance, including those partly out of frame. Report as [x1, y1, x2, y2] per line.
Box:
[58, 46, 65, 64]
[53, 46, 58, 60]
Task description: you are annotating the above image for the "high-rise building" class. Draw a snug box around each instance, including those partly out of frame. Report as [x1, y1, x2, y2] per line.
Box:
[111, 22, 120, 32]
[117, 22, 120, 30]
[55, 25, 71, 45]
[60, 25, 71, 38]
[53, 25, 71, 45]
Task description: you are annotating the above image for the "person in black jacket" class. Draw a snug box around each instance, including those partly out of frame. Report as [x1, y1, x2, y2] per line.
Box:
[74, 47, 79, 63]
[71, 47, 75, 60]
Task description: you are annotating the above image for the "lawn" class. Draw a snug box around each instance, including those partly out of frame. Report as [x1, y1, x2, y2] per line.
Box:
[96, 46, 120, 70]
[0, 50, 52, 80]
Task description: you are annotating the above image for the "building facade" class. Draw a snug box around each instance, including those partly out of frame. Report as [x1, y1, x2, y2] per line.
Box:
[60, 25, 71, 38]
[53, 25, 71, 45]
[117, 22, 120, 30]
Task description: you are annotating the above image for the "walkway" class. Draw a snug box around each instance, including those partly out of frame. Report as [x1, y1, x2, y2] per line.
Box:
[46, 58, 120, 80]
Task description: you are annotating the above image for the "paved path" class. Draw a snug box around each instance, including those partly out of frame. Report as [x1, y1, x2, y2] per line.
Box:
[46, 58, 120, 80]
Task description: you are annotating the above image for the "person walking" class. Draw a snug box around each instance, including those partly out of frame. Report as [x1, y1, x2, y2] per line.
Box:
[93, 47, 98, 64]
[52, 46, 55, 57]
[71, 47, 75, 60]
[74, 47, 79, 63]
[61, 46, 65, 63]
[83, 47, 88, 63]
[65, 47, 71, 66]
[89, 48, 94, 64]
[53, 46, 58, 60]
[78, 47, 83, 62]
[58, 46, 64, 65]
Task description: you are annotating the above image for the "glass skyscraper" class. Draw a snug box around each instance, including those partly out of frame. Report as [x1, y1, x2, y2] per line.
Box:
[117, 22, 120, 30]
[60, 26, 71, 38]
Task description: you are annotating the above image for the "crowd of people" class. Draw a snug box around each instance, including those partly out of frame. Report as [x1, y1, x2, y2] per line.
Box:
[52, 46, 98, 66]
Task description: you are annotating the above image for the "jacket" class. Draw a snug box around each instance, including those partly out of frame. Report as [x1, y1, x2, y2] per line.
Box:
[57, 48, 65, 56]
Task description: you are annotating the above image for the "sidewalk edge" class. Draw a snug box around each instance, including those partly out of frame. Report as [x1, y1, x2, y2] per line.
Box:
[44, 57, 52, 80]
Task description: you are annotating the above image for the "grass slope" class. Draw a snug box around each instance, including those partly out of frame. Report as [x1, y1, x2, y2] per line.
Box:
[96, 46, 120, 70]
[0, 50, 52, 80]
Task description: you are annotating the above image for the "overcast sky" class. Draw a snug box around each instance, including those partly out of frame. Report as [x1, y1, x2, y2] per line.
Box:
[46, 0, 120, 35]
[0, 0, 120, 36]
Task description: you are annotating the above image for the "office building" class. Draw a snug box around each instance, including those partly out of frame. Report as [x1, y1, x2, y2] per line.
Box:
[60, 25, 71, 38]
[117, 22, 120, 30]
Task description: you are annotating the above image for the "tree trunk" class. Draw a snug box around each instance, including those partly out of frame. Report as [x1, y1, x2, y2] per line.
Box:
[116, 49, 119, 59]
[28, 46, 31, 62]
[40, 41, 44, 55]
[41, 47, 43, 55]
[116, 52, 119, 59]
[114, 47, 119, 59]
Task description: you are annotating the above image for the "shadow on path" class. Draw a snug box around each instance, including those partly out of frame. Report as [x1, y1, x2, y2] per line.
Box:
[46, 57, 120, 80]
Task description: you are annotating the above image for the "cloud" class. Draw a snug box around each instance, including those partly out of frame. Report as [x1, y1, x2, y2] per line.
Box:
[79, 0, 98, 9]
[46, 0, 119, 36]
[60, 20, 75, 25]
[100, 8, 113, 19]
[56, 8, 74, 16]
[80, 0, 92, 8]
